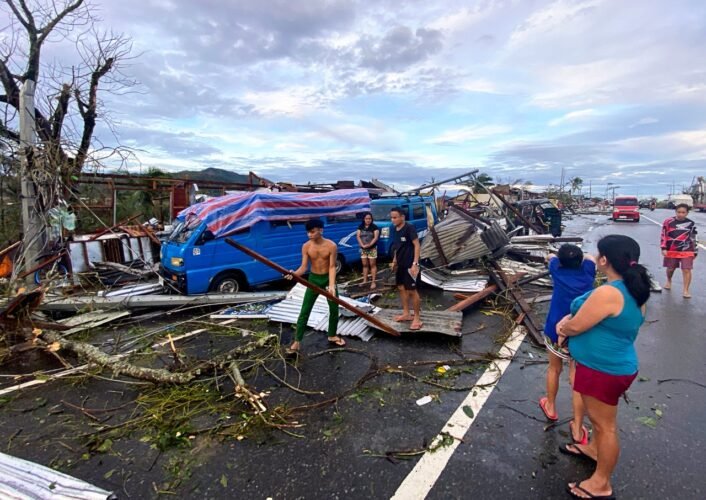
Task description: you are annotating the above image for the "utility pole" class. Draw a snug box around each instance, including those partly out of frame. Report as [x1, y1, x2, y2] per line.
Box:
[19, 79, 45, 274]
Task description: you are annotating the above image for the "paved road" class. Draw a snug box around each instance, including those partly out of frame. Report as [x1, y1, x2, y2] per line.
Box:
[417, 208, 706, 499]
[1, 208, 704, 499]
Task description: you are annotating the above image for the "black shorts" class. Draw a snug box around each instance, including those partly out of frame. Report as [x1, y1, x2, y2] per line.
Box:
[396, 265, 420, 291]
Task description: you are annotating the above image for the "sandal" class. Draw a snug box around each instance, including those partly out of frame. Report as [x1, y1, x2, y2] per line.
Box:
[566, 481, 615, 499]
[328, 336, 346, 347]
[539, 397, 558, 421]
[559, 443, 596, 463]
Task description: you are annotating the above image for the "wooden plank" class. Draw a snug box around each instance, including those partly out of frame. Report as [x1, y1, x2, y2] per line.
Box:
[447, 284, 498, 312]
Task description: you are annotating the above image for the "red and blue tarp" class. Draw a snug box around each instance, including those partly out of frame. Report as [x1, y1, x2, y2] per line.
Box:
[177, 188, 371, 238]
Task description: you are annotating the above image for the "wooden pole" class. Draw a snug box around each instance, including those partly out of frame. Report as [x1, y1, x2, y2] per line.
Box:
[224, 238, 400, 337]
[447, 284, 498, 312]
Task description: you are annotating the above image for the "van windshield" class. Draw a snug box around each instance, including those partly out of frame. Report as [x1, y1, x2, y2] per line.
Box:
[614, 198, 638, 206]
[169, 220, 203, 243]
[371, 205, 393, 221]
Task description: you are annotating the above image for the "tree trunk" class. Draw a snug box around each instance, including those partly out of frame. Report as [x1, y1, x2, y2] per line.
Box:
[18, 79, 44, 275]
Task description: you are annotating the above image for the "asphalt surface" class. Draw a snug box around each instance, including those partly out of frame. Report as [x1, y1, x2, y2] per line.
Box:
[1, 208, 704, 499]
[426, 209, 706, 500]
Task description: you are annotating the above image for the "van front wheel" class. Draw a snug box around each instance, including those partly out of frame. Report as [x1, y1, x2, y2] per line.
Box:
[210, 272, 246, 294]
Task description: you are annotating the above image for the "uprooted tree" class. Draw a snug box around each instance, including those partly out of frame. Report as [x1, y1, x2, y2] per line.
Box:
[0, 0, 136, 273]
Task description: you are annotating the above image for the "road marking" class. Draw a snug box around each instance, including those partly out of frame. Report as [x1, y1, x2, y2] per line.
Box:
[391, 327, 527, 500]
[641, 214, 706, 251]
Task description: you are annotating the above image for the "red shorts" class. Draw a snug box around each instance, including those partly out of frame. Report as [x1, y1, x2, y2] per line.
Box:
[573, 362, 637, 406]
[663, 256, 694, 269]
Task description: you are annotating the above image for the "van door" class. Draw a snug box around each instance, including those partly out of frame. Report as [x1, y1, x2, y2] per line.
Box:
[261, 220, 309, 275]
[324, 213, 363, 267]
[410, 202, 427, 234]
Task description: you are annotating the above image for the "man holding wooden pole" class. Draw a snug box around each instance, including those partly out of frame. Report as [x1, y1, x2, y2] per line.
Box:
[285, 219, 346, 353]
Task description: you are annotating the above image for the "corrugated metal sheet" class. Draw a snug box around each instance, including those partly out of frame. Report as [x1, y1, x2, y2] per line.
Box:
[480, 220, 510, 251]
[0, 451, 113, 500]
[368, 309, 463, 337]
[266, 284, 376, 341]
[421, 268, 488, 292]
[97, 283, 163, 297]
[421, 210, 490, 266]
[498, 258, 553, 287]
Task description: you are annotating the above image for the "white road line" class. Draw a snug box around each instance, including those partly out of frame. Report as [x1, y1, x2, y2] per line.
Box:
[641, 214, 706, 251]
[391, 327, 527, 500]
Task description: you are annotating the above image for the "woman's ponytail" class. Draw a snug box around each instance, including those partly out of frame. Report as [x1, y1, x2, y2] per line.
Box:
[597, 235, 652, 306]
[622, 263, 651, 307]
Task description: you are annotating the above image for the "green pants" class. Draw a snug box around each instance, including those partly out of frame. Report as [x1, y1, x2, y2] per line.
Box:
[295, 273, 339, 341]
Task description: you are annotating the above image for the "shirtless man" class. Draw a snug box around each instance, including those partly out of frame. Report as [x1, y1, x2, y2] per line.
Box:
[286, 219, 345, 352]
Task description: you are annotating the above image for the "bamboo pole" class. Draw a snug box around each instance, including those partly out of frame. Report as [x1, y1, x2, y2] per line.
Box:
[224, 238, 400, 337]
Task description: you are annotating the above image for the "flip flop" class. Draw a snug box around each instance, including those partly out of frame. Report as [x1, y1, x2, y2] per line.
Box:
[566, 481, 615, 499]
[539, 397, 558, 421]
[683, 292, 692, 298]
[409, 321, 424, 331]
[570, 421, 590, 445]
[328, 336, 346, 347]
[559, 443, 596, 463]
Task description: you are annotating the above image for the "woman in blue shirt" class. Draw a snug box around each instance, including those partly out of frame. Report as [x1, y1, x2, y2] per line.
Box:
[556, 235, 651, 499]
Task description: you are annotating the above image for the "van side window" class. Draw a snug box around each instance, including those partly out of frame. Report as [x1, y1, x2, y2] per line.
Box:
[328, 213, 358, 223]
[270, 220, 307, 229]
[411, 204, 425, 220]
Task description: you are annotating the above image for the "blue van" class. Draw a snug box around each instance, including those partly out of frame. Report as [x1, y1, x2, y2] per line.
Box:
[160, 189, 370, 294]
[369, 195, 438, 257]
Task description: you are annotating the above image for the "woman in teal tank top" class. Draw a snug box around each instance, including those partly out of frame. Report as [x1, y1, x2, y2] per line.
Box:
[555, 235, 651, 499]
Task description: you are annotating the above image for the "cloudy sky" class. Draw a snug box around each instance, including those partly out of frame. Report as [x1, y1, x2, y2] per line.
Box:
[4, 0, 706, 196]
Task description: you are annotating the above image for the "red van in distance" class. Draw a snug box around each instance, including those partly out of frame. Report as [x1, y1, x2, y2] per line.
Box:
[612, 196, 640, 222]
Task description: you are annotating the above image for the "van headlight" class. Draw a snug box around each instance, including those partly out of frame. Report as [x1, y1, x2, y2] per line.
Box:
[381, 227, 390, 239]
[170, 257, 184, 267]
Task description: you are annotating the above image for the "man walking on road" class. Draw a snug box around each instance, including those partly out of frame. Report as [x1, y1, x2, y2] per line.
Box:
[286, 219, 346, 352]
[661, 204, 698, 298]
[390, 207, 423, 330]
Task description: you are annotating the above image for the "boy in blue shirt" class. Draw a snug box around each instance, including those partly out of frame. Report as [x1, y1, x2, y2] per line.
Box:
[539, 244, 596, 445]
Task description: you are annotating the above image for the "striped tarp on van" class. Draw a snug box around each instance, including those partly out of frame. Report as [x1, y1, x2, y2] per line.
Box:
[177, 188, 371, 238]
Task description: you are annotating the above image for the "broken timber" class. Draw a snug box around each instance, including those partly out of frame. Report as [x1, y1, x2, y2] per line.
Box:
[225, 238, 400, 336]
[487, 262, 543, 346]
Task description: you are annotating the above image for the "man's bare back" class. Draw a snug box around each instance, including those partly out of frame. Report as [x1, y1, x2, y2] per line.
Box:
[304, 238, 337, 274]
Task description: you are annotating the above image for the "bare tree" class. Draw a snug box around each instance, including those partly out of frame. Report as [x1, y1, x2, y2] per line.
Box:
[0, 0, 136, 274]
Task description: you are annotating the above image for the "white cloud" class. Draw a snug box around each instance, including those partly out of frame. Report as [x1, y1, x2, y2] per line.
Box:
[629, 117, 659, 128]
[428, 125, 512, 145]
[549, 108, 599, 126]
[507, 0, 605, 49]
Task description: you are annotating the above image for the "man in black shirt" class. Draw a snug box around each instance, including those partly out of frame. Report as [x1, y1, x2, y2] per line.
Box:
[390, 207, 423, 330]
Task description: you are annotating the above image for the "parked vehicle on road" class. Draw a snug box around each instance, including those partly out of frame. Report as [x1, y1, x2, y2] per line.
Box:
[666, 193, 694, 209]
[612, 196, 640, 222]
[160, 189, 371, 294]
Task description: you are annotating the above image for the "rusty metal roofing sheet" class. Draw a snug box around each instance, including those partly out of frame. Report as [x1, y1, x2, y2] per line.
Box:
[368, 309, 463, 337]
